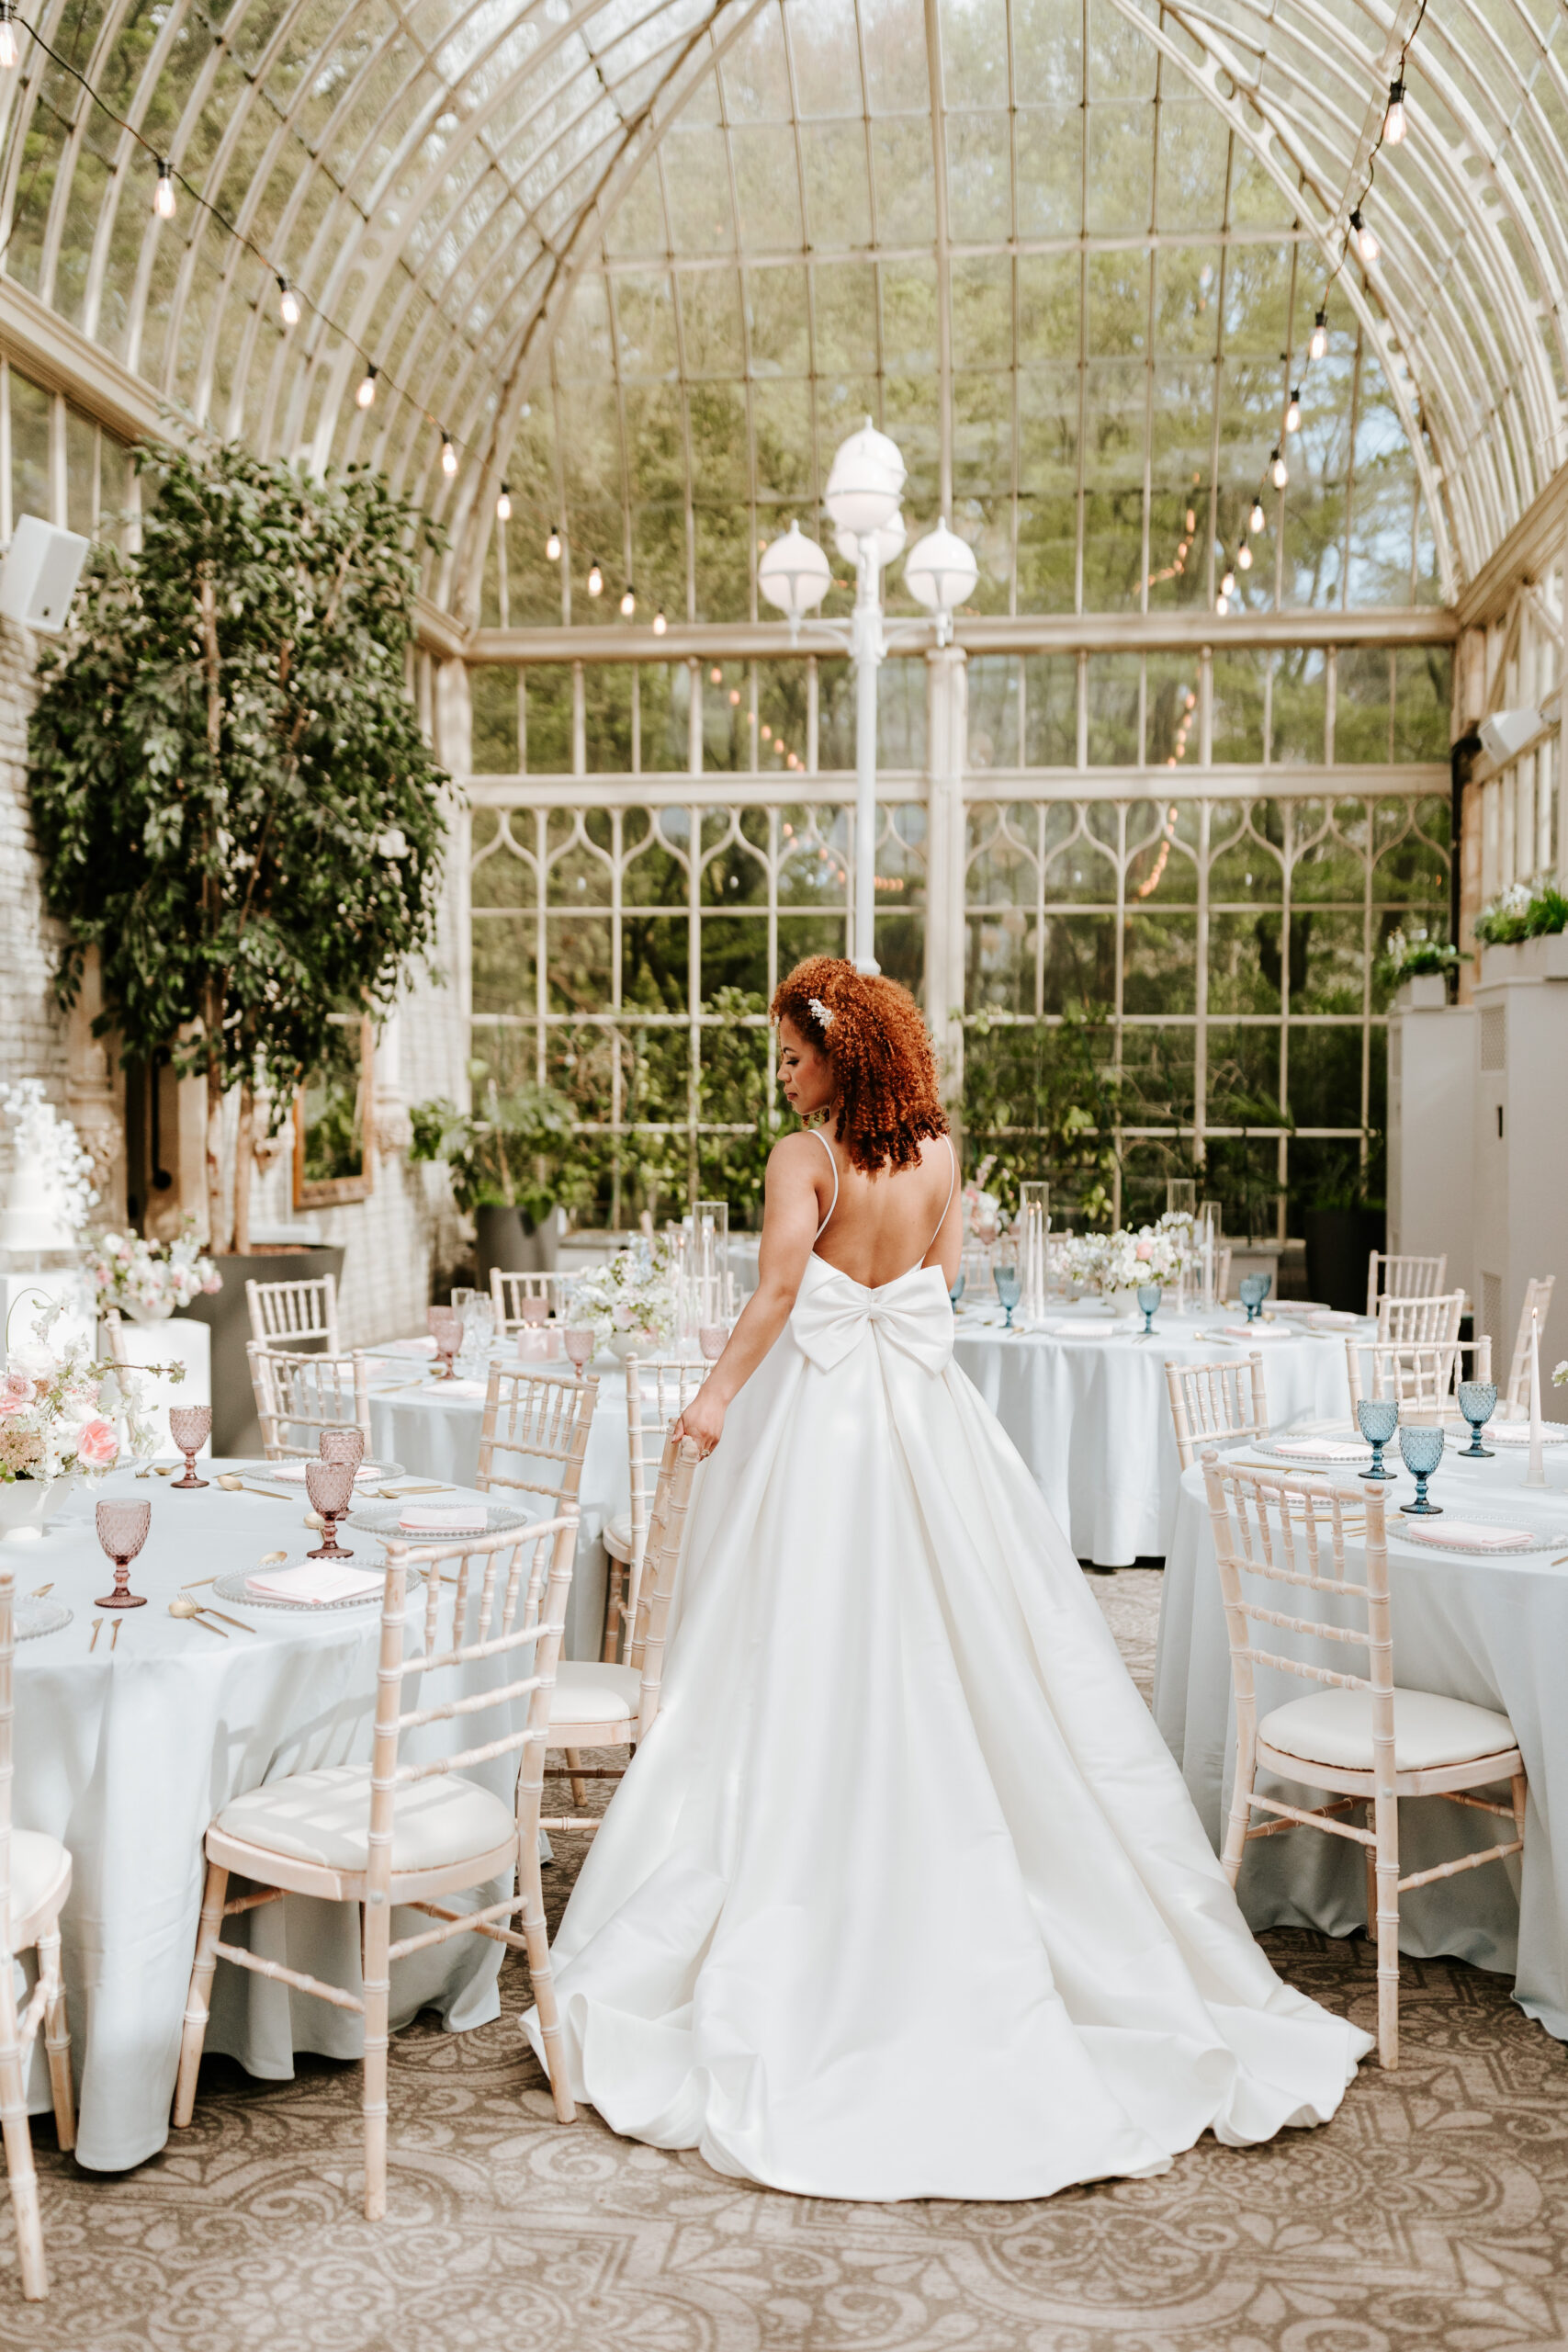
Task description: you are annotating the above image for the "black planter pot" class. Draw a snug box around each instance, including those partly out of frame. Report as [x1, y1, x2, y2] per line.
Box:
[1303, 1209, 1385, 1316]
[176, 1247, 347, 1454]
[474, 1204, 555, 1291]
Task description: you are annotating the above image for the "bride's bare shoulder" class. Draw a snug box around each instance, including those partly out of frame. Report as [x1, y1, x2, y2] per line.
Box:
[766, 1129, 829, 1182]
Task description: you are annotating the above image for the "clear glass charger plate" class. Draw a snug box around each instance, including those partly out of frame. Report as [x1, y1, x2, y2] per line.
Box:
[210, 1567, 406, 1613]
[344, 1498, 536, 1540]
[1444, 1421, 1568, 1450]
[1254, 1437, 1375, 1466]
[14, 1597, 73, 1640]
[1392, 1512, 1568, 1557]
[231, 1458, 408, 1489]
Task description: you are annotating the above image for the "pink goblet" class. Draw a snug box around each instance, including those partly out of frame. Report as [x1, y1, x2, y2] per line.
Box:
[428, 1306, 461, 1379]
[96, 1498, 151, 1610]
[698, 1324, 729, 1363]
[304, 1459, 355, 1559]
[320, 1426, 367, 1480]
[563, 1329, 596, 1381]
[167, 1405, 211, 1489]
[520, 1297, 548, 1329]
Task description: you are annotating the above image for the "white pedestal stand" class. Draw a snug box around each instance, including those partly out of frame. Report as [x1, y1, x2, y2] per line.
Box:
[0, 1261, 96, 1361]
[102, 1317, 213, 1459]
[1387, 984, 1474, 1309]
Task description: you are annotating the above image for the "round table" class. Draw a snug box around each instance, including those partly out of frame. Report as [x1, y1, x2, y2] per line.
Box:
[1154, 1433, 1568, 2040]
[6, 1459, 515, 2171]
[953, 1301, 1365, 1566]
[367, 1350, 632, 1662]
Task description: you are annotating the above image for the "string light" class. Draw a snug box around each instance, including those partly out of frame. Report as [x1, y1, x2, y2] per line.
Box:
[1249, 497, 1266, 535]
[440, 430, 457, 479]
[495, 483, 512, 522]
[545, 525, 561, 560]
[276, 277, 299, 326]
[1215, 593, 1228, 616]
[652, 609, 667, 637]
[1284, 388, 1302, 434]
[586, 559, 603, 597]
[153, 160, 175, 220]
[0, 5, 17, 70]
[1221, 566, 1235, 597]
[1349, 208, 1379, 265]
[356, 364, 378, 410]
[1238, 543, 1253, 571]
[710, 665, 723, 684]
[1384, 77, 1407, 142]
[1270, 448, 1289, 489]
[619, 585, 637, 617]
[1309, 311, 1328, 363]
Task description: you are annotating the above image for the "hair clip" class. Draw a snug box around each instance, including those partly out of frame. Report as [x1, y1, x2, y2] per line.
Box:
[807, 996, 833, 1030]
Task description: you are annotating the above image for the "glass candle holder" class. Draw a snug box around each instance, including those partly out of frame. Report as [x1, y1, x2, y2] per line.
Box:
[96, 1498, 151, 1610]
[1456, 1381, 1498, 1459]
[520, 1297, 548, 1329]
[698, 1324, 729, 1363]
[428, 1306, 462, 1379]
[1397, 1422, 1445, 1515]
[1136, 1283, 1162, 1337]
[304, 1459, 355, 1558]
[167, 1405, 211, 1490]
[994, 1266, 1022, 1331]
[1356, 1396, 1399, 1480]
[1238, 1273, 1271, 1324]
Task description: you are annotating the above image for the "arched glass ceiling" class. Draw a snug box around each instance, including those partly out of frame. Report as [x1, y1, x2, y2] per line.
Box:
[0, 0, 1559, 623]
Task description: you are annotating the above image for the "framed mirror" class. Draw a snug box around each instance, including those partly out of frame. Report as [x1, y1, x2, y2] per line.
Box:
[294, 1017, 375, 1208]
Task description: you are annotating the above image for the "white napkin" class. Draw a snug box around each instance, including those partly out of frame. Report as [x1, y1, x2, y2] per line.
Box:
[1270, 1437, 1371, 1462]
[1223, 1323, 1290, 1341]
[398, 1504, 489, 1533]
[373, 1336, 437, 1358]
[1402, 1519, 1531, 1552]
[437, 1379, 491, 1400]
[1307, 1310, 1363, 1330]
[1483, 1419, 1568, 1447]
[246, 1560, 387, 1605]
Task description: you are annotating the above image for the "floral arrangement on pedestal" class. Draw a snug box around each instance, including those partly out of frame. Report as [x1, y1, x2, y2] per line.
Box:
[0, 1079, 98, 1247]
[1378, 926, 1466, 984]
[567, 1245, 681, 1359]
[961, 1156, 1004, 1245]
[1060, 1212, 1195, 1298]
[0, 1307, 174, 1501]
[1472, 878, 1568, 945]
[89, 1225, 222, 1322]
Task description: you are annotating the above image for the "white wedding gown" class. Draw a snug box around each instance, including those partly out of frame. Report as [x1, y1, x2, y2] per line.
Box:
[525, 1158, 1371, 2200]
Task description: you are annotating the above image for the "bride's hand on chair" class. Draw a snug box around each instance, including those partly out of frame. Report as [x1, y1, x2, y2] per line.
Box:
[675, 1384, 727, 1459]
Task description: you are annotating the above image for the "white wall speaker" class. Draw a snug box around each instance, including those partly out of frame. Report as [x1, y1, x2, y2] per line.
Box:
[0, 513, 90, 633]
[1478, 706, 1543, 764]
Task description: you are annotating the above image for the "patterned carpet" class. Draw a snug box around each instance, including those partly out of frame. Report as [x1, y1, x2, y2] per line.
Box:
[7, 1569, 1568, 2352]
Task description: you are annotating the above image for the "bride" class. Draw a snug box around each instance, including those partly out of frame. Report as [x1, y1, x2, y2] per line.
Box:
[525, 956, 1370, 2200]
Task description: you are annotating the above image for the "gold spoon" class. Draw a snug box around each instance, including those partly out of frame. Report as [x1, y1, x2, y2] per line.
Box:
[89, 1617, 104, 1651]
[29, 1584, 51, 1598]
[111, 1620, 122, 1651]
[216, 1474, 291, 1501]
[168, 1596, 229, 1636]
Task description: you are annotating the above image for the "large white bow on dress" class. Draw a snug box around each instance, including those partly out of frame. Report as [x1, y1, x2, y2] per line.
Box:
[790, 1259, 954, 1377]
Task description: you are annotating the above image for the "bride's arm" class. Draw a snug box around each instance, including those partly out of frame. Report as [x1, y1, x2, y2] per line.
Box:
[673, 1134, 823, 1456]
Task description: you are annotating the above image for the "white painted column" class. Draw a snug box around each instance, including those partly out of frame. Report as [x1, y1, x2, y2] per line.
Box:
[923, 645, 968, 1106]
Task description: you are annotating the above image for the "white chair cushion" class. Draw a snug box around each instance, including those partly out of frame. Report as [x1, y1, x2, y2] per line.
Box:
[552, 1662, 640, 1726]
[1259, 1686, 1517, 1774]
[215, 1764, 516, 1873]
[602, 1510, 634, 1562]
[11, 1831, 69, 1931]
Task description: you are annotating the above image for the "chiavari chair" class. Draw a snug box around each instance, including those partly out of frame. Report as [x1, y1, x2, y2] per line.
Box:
[600, 1356, 707, 1661]
[1365, 1251, 1447, 1317]
[245, 1272, 341, 1354]
[1165, 1351, 1269, 1469]
[246, 1343, 371, 1457]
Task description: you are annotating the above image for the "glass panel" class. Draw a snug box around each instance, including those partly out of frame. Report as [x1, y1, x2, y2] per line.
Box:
[1086, 653, 1140, 764]
[584, 667, 634, 773]
[1023, 655, 1077, 766]
[524, 669, 573, 774]
[471, 668, 519, 773]
[10, 371, 49, 525]
[65, 408, 95, 538]
[968, 657, 1019, 770]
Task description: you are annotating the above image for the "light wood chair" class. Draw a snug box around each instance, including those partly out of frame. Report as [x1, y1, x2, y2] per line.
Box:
[541, 1434, 700, 1841]
[0, 1563, 75, 2300]
[173, 1512, 580, 2217]
[1166, 1352, 1269, 1469]
[247, 1343, 371, 1457]
[1366, 1251, 1447, 1317]
[1502, 1275, 1557, 1418]
[1201, 1451, 1526, 2066]
[1345, 1334, 1492, 1419]
[1375, 1290, 1466, 1345]
[245, 1272, 341, 1354]
[601, 1356, 707, 1661]
[489, 1270, 578, 1335]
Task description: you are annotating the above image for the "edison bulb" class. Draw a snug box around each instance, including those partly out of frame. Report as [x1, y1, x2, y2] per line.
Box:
[1284, 389, 1302, 434]
[1221, 567, 1235, 597]
[441, 435, 457, 478]
[1270, 449, 1289, 490]
[1309, 311, 1328, 362]
[586, 559, 604, 597]
[652, 609, 667, 636]
[1383, 79, 1406, 143]
[154, 163, 176, 220]
[620, 586, 637, 617]
[496, 484, 512, 522]
[278, 278, 300, 327]
[1249, 498, 1266, 535]
[356, 367, 378, 410]
[1238, 543, 1253, 571]
[545, 526, 561, 560]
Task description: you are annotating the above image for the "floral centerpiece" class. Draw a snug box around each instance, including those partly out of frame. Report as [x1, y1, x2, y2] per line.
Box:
[1060, 1215, 1194, 1299]
[961, 1155, 1003, 1245]
[89, 1224, 222, 1323]
[0, 1306, 175, 1533]
[567, 1245, 681, 1361]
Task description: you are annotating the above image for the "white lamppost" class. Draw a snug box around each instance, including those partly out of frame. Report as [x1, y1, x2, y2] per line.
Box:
[759, 422, 976, 976]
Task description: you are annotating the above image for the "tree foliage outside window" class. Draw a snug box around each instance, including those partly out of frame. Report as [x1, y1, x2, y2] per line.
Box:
[28, 437, 449, 1251]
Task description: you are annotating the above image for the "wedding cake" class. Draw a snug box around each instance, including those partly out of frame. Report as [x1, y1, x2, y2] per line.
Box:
[0, 1154, 77, 1251]
[0, 1081, 96, 1258]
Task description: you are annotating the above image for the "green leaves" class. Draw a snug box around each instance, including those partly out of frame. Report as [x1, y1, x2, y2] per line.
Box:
[28, 435, 450, 1110]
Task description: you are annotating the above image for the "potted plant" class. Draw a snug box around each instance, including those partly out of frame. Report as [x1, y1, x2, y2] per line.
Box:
[1473, 880, 1568, 982]
[1379, 926, 1466, 1009]
[409, 1082, 588, 1284]
[1303, 1139, 1386, 1313]
[27, 435, 449, 1261]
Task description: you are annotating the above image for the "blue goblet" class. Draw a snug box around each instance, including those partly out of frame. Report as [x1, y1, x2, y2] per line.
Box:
[1456, 1381, 1497, 1459]
[1397, 1422, 1444, 1515]
[994, 1266, 1022, 1331]
[948, 1272, 966, 1312]
[1136, 1283, 1162, 1338]
[1356, 1396, 1399, 1480]
[1238, 1272, 1271, 1323]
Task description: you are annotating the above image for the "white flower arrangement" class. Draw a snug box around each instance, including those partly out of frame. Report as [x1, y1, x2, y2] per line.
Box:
[89, 1223, 221, 1318]
[0, 1306, 175, 1485]
[0, 1079, 97, 1238]
[566, 1244, 681, 1352]
[1060, 1214, 1196, 1295]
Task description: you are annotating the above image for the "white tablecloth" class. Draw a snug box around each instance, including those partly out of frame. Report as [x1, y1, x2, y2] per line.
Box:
[1154, 1441, 1568, 2038]
[367, 1355, 631, 1661]
[9, 1460, 527, 2170]
[953, 1303, 1363, 1566]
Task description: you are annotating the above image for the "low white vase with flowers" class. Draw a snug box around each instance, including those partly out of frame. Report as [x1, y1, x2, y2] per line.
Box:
[89, 1224, 221, 1324]
[567, 1246, 681, 1363]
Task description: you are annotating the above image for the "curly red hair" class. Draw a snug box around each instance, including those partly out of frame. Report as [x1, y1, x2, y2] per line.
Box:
[773, 956, 948, 1176]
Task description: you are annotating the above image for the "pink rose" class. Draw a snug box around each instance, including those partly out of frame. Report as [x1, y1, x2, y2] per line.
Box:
[202, 1272, 221, 1293]
[75, 1419, 119, 1469]
[0, 1374, 33, 1416]
[1134, 1239, 1152, 1261]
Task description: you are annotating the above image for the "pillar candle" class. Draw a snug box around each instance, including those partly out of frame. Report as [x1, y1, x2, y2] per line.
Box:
[1527, 1307, 1547, 1487]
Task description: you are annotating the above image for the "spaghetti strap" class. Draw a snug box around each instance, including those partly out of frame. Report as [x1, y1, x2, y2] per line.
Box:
[925, 1135, 957, 1256]
[810, 1126, 840, 1238]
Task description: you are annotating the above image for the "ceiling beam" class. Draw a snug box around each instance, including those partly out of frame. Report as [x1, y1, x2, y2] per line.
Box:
[1451, 459, 1568, 632]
